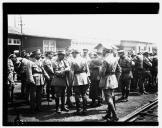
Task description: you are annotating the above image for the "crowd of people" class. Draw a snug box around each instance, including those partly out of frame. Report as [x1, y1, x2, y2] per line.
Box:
[7, 47, 158, 122]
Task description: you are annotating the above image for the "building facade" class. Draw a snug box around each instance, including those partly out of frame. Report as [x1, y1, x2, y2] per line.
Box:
[119, 40, 154, 54]
[8, 26, 71, 55]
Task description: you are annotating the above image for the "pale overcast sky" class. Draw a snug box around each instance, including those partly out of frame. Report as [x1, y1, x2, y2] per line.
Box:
[8, 14, 160, 44]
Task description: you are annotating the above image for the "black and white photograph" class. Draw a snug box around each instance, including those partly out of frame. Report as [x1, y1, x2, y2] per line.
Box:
[2, 3, 160, 126]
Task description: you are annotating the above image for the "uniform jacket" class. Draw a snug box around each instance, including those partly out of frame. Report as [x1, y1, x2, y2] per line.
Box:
[143, 56, 152, 71]
[65, 56, 74, 86]
[51, 58, 70, 86]
[43, 58, 54, 79]
[82, 55, 91, 76]
[71, 56, 89, 86]
[26, 58, 48, 86]
[8, 59, 15, 85]
[99, 54, 118, 89]
[119, 56, 133, 79]
[89, 58, 102, 81]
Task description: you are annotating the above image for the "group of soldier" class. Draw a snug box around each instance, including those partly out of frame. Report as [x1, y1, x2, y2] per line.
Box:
[7, 46, 158, 122]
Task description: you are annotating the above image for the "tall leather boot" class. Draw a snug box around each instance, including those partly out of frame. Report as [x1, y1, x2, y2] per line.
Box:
[61, 96, 69, 112]
[124, 90, 129, 101]
[97, 98, 102, 107]
[82, 98, 88, 115]
[55, 97, 61, 114]
[103, 107, 111, 120]
[75, 100, 82, 115]
[66, 96, 75, 108]
[108, 99, 118, 122]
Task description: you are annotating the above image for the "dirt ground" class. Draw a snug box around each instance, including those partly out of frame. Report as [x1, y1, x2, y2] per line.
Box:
[7, 82, 158, 122]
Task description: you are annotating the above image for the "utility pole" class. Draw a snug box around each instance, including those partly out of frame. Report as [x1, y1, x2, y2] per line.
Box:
[18, 15, 24, 56]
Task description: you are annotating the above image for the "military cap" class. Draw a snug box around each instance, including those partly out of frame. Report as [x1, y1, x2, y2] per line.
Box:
[118, 50, 124, 53]
[143, 51, 149, 55]
[103, 48, 112, 53]
[83, 48, 89, 52]
[21, 50, 26, 53]
[32, 49, 41, 55]
[71, 49, 80, 54]
[57, 50, 66, 55]
[9, 54, 17, 59]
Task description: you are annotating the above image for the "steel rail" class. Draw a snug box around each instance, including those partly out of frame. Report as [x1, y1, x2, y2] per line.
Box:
[118, 98, 158, 122]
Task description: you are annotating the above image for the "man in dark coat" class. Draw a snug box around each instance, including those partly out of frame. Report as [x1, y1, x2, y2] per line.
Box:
[51, 50, 70, 113]
[118, 51, 134, 102]
[43, 51, 54, 102]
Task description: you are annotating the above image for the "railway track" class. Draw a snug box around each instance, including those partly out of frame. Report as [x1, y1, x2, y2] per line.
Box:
[119, 98, 158, 122]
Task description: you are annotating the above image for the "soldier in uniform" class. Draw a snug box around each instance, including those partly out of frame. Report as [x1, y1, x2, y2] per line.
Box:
[51, 50, 70, 113]
[82, 48, 91, 77]
[8, 55, 16, 102]
[89, 51, 103, 107]
[71, 49, 90, 115]
[100, 48, 119, 122]
[64, 50, 75, 108]
[118, 51, 134, 102]
[143, 52, 152, 92]
[133, 53, 148, 94]
[151, 53, 158, 89]
[26, 49, 49, 113]
[43, 51, 55, 102]
[18, 54, 30, 100]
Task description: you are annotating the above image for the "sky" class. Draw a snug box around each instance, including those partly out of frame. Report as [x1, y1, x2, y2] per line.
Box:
[8, 14, 160, 44]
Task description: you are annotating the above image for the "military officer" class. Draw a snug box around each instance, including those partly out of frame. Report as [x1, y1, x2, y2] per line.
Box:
[64, 51, 75, 108]
[99, 48, 119, 122]
[82, 48, 91, 77]
[89, 51, 103, 107]
[118, 51, 134, 102]
[18, 55, 30, 100]
[51, 50, 70, 113]
[8, 55, 16, 102]
[43, 51, 55, 102]
[133, 52, 148, 94]
[26, 49, 49, 113]
[143, 52, 152, 92]
[71, 49, 90, 115]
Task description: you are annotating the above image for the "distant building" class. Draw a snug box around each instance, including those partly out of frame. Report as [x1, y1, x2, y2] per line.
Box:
[22, 34, 71, 54]
[8, 26, 22, 55]
[71, 39, 97, 51]
[119, 40, 155, 54]
[7, 26, 71, 55]
[94, 43, 119, 53]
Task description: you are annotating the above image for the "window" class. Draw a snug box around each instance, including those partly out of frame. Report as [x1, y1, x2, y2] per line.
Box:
[43, 40, 56, 53]
[8, 38, 21, 45]
[8, 38, 12, 44]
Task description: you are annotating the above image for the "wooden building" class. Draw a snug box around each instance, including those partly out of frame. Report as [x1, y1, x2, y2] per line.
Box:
[8, 26, 71, 55]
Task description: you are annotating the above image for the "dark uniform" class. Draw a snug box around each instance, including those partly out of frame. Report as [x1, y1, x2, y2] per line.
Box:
[151, 55, 158, 89]
[43, 51, 54, 102]
[19, 58, 29, 100]
[119, 53, 133, 101]
[89, 52, 103, 107]
[133, 54, 148, 94]
[71, 49, 90, 115]
[51, 50, 70, 113]
[143, 52, 152, 92]
[65, 55, 75, 108]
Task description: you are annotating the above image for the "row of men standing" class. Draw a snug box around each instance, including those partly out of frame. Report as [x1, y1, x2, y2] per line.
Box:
[7, 47, 157, 121]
